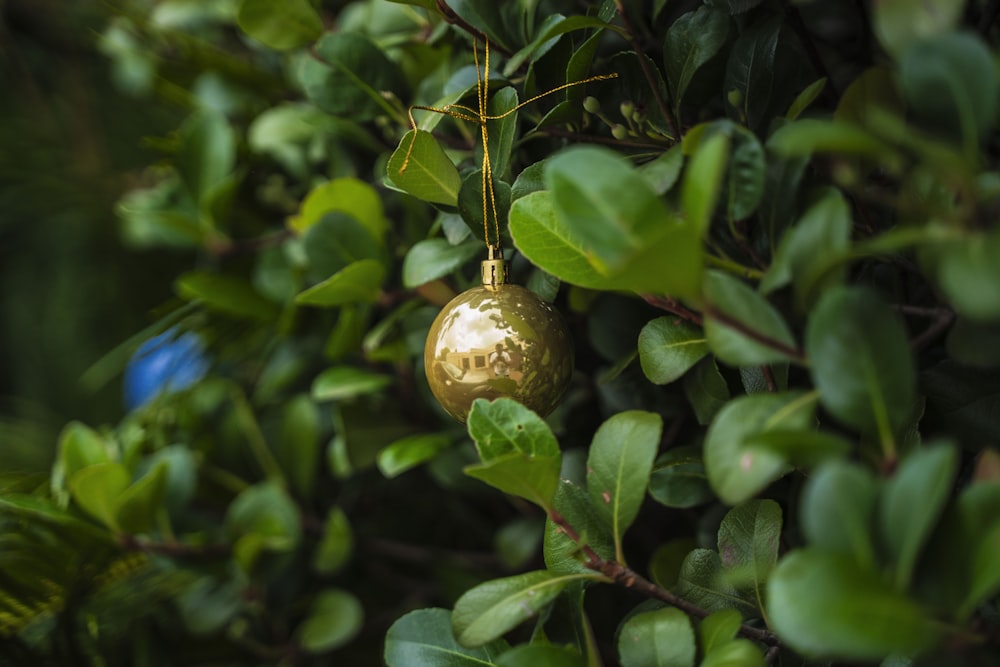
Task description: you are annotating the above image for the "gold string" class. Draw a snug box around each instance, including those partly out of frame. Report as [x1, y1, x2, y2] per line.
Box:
[398, 38, 619, 255]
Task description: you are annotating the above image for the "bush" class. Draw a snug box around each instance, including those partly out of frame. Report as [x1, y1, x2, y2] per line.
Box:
[2, 1, 1000, 665]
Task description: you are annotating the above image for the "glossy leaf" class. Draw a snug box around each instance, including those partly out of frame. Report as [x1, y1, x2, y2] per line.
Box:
[495, 644, 585, 667]
[377, 434, 451, 479]
[618, 607, 696, 667]
[930, 228, 1000, 321]
[699, 608, 742, 655]
[300, 32, 405, 120]
[312, 507, 353, 576]
[704, 392, 815, 505]
[278, 394, 320, 497]
[467, 398, 559, 461]
[387, 130, 463, 206]
[457, 170, 512, 242]
[587, 411, 663, 558]
[384, 608, 508, 667]
[805, 287, 916, 436]
[683, 358, 730, 425]
[177, 110, 236, 207]
[663, 5, 731, 114]
[295, 259, 386, 307]
[701, 640, 766, 667]
[289, 178, 387, 241]
[465, 452, 562, 511]
[69, 462, 130, 530]
[704, 270, 799, 366]
[58, 421, 111, 480]
[786, 77, 827, 120]
[115, 461, 168, 534]
[648, 445, 713, 509]
[297, 589, 363, 654]
[767, 549, 939, 660]
[682, 131, 730, 235]
[224, 482, 301, 562]
[716, 500, 782, 610]
[452, 570, 590, 647]
[768, 119, 900, 161]
[743, 429, 851, 468]
[402, 239, 482, 288]
[723, 17, 780, 131]
[237, 0, 322, 51]
[176, 272, 279, 320]
[880, 443, 958, 587]
[311, 366, 392, 401]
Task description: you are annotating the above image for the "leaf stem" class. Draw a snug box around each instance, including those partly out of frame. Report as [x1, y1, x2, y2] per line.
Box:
[704, 254, 765, 281]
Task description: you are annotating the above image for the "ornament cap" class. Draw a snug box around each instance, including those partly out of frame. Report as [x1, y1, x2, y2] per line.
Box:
[481, 245, 508, 290]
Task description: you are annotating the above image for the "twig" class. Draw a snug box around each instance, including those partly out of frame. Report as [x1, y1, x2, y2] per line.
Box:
[761, 365, 778, 392]
[614, 1, 681, 139]
[910, 310, 956, 352]
[119, 534, 230, 559]
[703, 304, 808, 365]
[642, 295, 704, 326]
[549, 511, 782, 649]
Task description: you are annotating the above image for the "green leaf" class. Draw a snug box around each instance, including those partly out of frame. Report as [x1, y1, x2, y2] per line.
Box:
[683, 358, 730, 425]
[115, 461, 169, 534]
[786, 77, 827, 120]
[297, 210, 383, 279]
[69, 462, 130, 531]
[723, 17, 781, 131]
[300, 32, 405, 121]
[545, 146, 677, 273]
[403, 239, 482, 288]
[224, 481, 302, 566]
[767, 549, 939, 660]
[544, 478, 615, 575]
[663, 6, 731, 113]
[700, 640, 766, 667]
[929, 228, 1000, 321]
[676, 549, 756, 617]
[704, 392, 815, 505]
[743, 429, 851, 468]
[311, 366, 392, 401]
[289, 178, 388, 241]
[703, 270, 799, 366]
[618, 607, 696, 667]
[768, 119, 901, 162]
[873, 0, 963, 58]
[452, 570, 591, 647]
[295, 259, 386, 307]
[377, 433, 451, 478]
[458, 170, 512, 241]
[486, 87, 518, 177]
[312, 507, 353, 576]
[465, 452, 563, 511]
[587, 411, 663, 559]
[176, 271, 279, 320]
[716, 500, 782, 611]
[297, 589, 363, 654]
[648, 445, 714, 509]
[880, 443, 958, 588]
[237, 0, 322, 51]
[761, 187, 851, 308]
[805, 287, 916, 437]
[177, 109, 236, 207]
[276, 395, 320, 497]
[58, 421, 112, 480]
[682, 131, 730, 235]
[467, 397, 560, 461]
[699, 608, 742, 655]
[496, 644, 585, 667]
[899, 32, 998, 150]
[801, 461, 879, 569]
[387, 130, 463, 206]
[384, 608, 508, 667]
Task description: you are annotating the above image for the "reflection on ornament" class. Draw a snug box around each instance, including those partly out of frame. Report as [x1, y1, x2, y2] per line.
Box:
[424, 257, 573, 423]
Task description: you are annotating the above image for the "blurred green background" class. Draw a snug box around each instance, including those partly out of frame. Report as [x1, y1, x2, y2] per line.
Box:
[0, 0, 185, 469]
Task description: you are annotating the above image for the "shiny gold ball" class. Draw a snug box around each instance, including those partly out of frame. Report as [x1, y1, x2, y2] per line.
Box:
[424, 283, 574, 423]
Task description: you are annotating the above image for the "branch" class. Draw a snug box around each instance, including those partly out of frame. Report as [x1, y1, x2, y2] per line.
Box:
[703, 304, 807, 365]
[642, 295, 704, 327]
[119, 534, 230, 559]
[548, 512, 782, 650]
[614, 1, 681, 139]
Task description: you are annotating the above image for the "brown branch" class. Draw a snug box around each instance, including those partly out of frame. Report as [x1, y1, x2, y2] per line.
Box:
[119, 534, 230, 559]
[548, 511, 782, 649]
[761, 365, 778, 392]
[614, 1, 681, 139]
[703, 304, 808, 365]
[642, 295, 704, 327]
[910, 310, 956, 352]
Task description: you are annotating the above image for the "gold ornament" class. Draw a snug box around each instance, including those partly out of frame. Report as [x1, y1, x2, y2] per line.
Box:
[424, 249, 573, 423]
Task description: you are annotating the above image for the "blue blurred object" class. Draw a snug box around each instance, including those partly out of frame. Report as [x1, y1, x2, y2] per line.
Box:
[123, 328, 209, 410]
